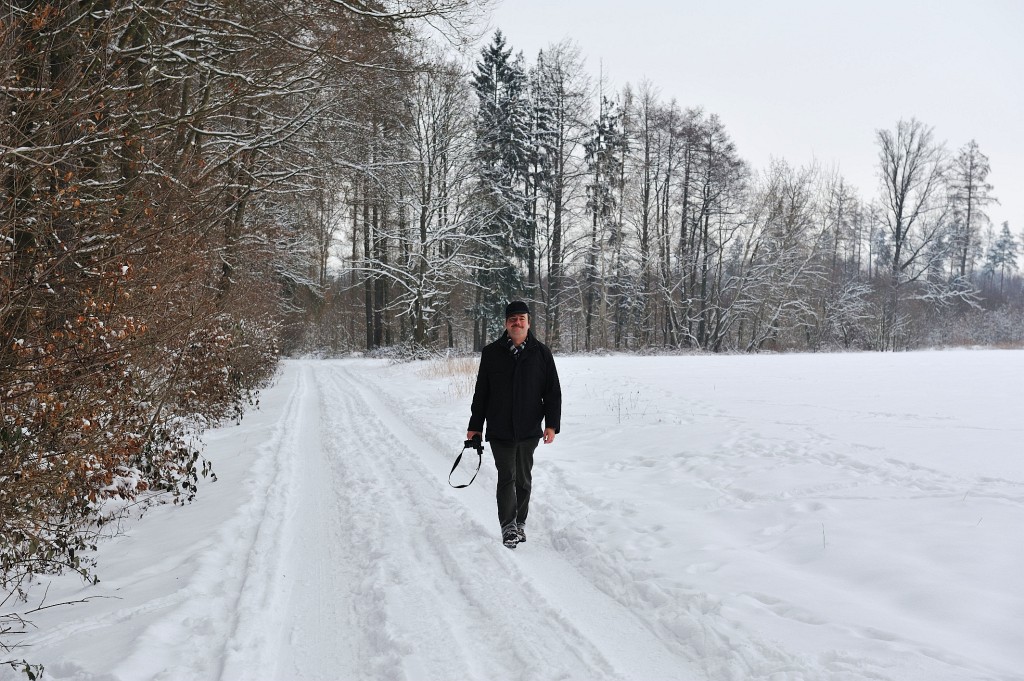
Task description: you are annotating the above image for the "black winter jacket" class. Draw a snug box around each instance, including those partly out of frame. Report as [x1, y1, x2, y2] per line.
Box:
[468, 330, 561, 443]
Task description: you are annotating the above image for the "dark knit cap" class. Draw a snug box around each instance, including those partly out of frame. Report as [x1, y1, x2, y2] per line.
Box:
[504, 300, 530, 318]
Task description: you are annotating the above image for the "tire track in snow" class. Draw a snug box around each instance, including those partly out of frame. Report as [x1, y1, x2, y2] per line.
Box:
[311, 362, 619, 680]
[52, 361, 313, 680]
[217, 362, 320, 678]
[213, 359, 629, 680]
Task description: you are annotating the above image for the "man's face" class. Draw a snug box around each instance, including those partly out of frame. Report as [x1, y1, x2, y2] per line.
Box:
[505, 313, 529, 343]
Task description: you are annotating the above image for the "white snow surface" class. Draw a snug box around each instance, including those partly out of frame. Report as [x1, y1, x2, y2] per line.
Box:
[8, 350, 1024, 681]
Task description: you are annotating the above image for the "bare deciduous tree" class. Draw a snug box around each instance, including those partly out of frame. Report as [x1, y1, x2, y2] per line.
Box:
[875, 118, 948, 349]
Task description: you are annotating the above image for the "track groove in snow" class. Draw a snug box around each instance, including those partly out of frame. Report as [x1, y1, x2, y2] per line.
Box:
[224, 361, 694, 680]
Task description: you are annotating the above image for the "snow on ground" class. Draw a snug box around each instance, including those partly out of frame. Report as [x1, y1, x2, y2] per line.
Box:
[6, 350, 1024, 681]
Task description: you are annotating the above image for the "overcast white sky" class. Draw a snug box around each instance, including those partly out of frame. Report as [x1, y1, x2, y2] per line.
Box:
[484, 0, 1023, 236]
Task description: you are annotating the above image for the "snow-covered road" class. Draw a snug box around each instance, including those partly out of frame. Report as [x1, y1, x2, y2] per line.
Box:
[223, 362, 696, 680]
[11, 352, 1024, 680]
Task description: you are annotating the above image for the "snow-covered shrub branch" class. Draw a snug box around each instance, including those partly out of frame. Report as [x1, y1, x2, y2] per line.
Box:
[1, 0, 486, 661]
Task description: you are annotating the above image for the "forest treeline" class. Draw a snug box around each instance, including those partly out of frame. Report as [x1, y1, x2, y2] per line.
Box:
[1, 0, 1021, 669]
[310, 31, 1022, 356]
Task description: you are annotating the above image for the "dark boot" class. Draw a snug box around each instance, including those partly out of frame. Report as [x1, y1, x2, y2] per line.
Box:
[502, 525, 519, 549]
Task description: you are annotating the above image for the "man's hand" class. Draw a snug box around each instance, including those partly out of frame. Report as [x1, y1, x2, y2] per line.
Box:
[466, 431, 482, 441]
[543, 428, 556, 444]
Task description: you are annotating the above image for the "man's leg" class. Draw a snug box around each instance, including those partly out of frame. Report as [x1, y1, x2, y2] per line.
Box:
[514, 438, 539, 528]
[490, 440, 518, 535]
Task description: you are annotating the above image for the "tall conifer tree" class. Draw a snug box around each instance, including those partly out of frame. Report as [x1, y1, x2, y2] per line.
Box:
[471, 30, 531, 344]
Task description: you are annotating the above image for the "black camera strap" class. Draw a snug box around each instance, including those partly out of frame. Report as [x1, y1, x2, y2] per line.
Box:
[449, 437, 484, 489]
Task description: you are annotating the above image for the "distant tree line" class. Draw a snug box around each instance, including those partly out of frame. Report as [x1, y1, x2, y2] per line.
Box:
[309, 30, 1022, 356]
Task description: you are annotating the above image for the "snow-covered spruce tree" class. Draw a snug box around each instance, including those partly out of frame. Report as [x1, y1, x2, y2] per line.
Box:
[470, 31, 533, 347]
[527, 49, 556, 301]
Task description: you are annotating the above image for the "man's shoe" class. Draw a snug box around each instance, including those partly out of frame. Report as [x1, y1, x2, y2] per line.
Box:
[502, 527, 519, 549]
[516, 525, 526, 543]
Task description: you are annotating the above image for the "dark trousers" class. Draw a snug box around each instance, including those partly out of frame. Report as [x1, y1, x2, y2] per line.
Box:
[490, 439, 539, 532]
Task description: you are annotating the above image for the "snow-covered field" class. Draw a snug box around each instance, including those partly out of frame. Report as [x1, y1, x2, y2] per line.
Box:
[7, 350, 1024, 681]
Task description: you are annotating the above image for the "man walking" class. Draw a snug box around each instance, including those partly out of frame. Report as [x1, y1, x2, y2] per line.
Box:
[467, 301, 561, 549]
